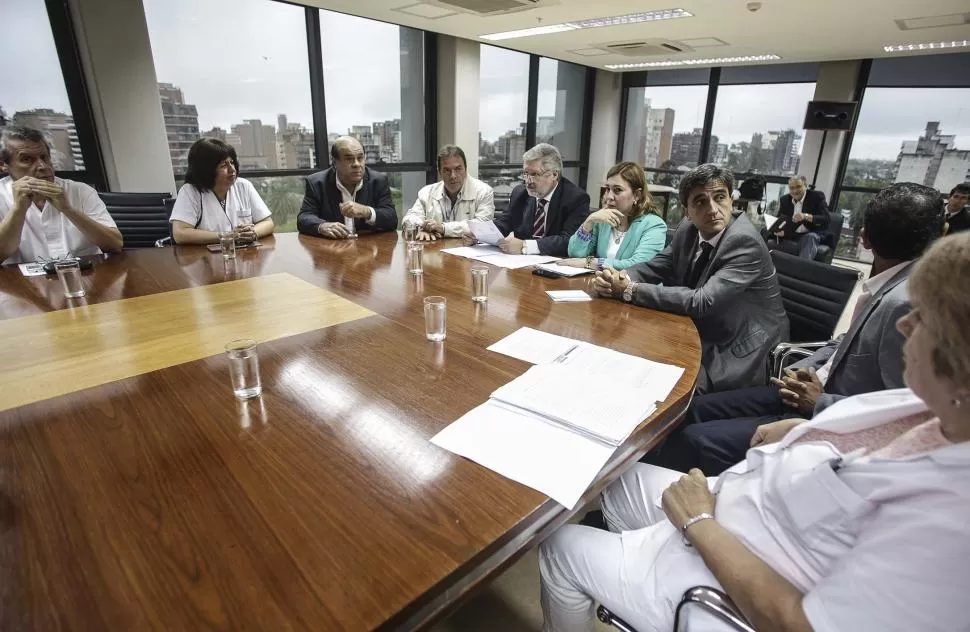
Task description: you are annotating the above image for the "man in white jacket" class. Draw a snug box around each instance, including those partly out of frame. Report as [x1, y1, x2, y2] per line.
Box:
[402, 145, 494, 240]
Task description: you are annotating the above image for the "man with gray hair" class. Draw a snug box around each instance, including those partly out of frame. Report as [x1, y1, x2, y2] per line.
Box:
[767, 174, 830, 260]
[402, 144, 494, 240]
[594, 163, 788, 394]
[470, 143, 589, 257]
[0, 125, 122, 264]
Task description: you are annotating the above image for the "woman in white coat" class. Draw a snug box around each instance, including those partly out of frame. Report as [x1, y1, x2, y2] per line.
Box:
[540, 231, 970, 632]
[169, 138, 275, 245]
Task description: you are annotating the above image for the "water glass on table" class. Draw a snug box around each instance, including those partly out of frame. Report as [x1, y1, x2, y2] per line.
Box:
[471, 265, 489, 302]
[402, 220, 420, 245]
[225, 338, 262, 399]
[423, 296, 447, 342]
[344, 215, 358, 238]
[407, 243, 424, 275]
[219, 231, 236, 260]
[54, 260, 85, 298]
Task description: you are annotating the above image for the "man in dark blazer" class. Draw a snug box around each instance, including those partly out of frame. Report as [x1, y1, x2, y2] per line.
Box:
[593, 163, 789, 395]
[483, 143, 589, 257]
[767, 175, 830, 260]
[945, 183, 970, 234]
[653, 182, 947, 475]
[297, 136, 398, 238]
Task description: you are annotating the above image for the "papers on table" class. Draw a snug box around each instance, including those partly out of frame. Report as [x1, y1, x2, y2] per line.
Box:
[433, 327, 685, 507]
[534, 262, 595, 277]
[546, 290, 593, 303]
[441, 245, 560, 270]
[468, 221, 505, 246]
[18, 263, 47, 277]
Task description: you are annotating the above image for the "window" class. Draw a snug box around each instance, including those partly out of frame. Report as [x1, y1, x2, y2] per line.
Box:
[621, 85, 709, 171]
[479, 45, 529, 171]
[706, 83, 816, 177]
[144, 0, 313, 175]
[837, 86, 970, 261]
[536, 59, 585, 160]
[0, 0, 86, 171]
[247, 175, 306, 234]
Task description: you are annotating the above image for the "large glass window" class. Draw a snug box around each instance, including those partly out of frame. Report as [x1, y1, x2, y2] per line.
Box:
[706, 83, 816, 177]
[621, 86, 709, 171]
[144, 0, 313, 175]
[535, 58, 585, 160]
[479, 45, 529, 172]
[0, 0, 85, 171]
[837, 87, 970, 261]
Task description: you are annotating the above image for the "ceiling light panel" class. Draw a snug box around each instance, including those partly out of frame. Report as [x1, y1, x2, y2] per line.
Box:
[883, 39, 969, 52]
[605, 54, 780, 69]
[480, 7, 691, 41]
[480, 23, 578, 41]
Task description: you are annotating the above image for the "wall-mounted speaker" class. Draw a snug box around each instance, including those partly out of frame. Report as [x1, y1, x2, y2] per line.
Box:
[803, 101, 857, 131]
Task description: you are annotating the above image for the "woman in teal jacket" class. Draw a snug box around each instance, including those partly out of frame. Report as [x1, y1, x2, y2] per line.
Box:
[562, 161, 667, 270]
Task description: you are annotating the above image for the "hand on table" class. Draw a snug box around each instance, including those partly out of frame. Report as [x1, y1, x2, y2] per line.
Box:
[592, 267, 630, 299]
[318, 221, 351, 239]
[416, 230, 438, 242]
[460, 232, 478, 246]
[235, 224, 257, 243]
[558, 257, 589, 268]
[498, 235, 524, 255]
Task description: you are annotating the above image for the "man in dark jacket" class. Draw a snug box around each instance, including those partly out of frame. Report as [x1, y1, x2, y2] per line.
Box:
[297, 136, 397, 238]
[767, 175, 829, 260]
[945, 183, 969, 234]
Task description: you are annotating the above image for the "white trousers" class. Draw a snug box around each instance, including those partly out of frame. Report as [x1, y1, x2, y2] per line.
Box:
[539, 464, 721, 632]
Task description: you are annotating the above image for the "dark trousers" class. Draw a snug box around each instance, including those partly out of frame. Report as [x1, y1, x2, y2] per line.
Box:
[643, 386, 808, 475]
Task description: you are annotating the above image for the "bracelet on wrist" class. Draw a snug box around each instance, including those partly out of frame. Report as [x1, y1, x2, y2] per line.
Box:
[681, 512, 714, 547]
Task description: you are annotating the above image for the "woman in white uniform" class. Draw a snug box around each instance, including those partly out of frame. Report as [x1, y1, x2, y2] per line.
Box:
[169, 138, 274, 245]
[540, 231, 970, 632]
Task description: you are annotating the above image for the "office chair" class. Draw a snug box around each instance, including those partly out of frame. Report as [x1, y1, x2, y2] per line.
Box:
[100, 192, 175, 248]
[769, 211, 844, 264]
[597, 586, 755, 631]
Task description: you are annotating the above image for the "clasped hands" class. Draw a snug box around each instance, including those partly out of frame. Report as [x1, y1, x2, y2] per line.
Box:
[770, 366, 824, 415]
[12, 177, 67, 210]
[592, 267, 631, 299]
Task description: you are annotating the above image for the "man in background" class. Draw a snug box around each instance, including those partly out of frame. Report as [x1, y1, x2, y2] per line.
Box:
[945, 183, 969, 234]
[767, 174, 829, 260]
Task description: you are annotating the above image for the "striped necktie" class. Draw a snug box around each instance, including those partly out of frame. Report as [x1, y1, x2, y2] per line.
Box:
[533, 198, 548, 238]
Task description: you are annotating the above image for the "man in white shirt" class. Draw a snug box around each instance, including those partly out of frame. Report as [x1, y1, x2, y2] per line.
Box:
[767, 175, 830, 260]
[402, 145, 494, 240]
[0, 125, 122, 264]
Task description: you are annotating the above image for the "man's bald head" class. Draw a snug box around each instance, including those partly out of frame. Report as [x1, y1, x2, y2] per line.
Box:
[330, 136, 366, 188]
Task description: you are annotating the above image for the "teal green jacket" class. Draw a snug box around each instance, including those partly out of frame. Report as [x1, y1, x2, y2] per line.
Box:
[567, 213, 667, 270]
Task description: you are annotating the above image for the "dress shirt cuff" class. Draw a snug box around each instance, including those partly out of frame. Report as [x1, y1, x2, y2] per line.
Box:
[524, 239, 540, 255]
[366, 207, 376, 225]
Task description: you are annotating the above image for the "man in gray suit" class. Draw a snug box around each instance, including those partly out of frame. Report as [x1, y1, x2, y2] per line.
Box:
[594, 164, 789, 394]
[651, 182, 946, 475]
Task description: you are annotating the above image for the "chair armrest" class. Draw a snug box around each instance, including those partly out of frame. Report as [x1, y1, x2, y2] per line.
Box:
[154, 237, 172, 247]
[674, 586, 755, 632]
[596, 605, 639, 632]
[769, 341, 830, 379]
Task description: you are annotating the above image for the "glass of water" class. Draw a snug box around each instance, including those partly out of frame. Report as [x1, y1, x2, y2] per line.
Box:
[423, 296, 447, 342]
[344, 215, 358, 238]
[238, 210, 253, 227]
[471, 265, 489, 302]
[219, 231, 236, 260]
[225, 338, 262, 399]
[407, 243, 424, 275]
[54, 260, 86, 298]
[402, 220, 420, 245]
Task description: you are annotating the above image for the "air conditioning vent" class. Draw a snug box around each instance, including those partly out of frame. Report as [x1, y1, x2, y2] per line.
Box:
[430, 0, 553, 16]
[599, 39, 692, 57]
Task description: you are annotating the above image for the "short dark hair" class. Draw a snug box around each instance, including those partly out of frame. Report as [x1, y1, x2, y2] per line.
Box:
[184, 138, 239, 191]
[678, 163, 735, 206]
[950, 183, 970, 197]
[864, 182, 944, 260]
[0, 125, 50, 162]
[436, 145, 467, 171]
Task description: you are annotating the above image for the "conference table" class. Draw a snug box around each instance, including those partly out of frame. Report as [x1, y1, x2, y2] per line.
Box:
[0, 232, 700, 631]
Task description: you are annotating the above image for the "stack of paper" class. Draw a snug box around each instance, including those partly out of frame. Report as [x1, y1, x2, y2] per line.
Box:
[534, 263, 595, 277]
[546, 290, 593, 303]
[440, 245, 560, 270]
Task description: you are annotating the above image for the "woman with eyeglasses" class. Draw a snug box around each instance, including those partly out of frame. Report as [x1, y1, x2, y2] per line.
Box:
[169, 138, 275, 245]
[559, 162, 666, 271]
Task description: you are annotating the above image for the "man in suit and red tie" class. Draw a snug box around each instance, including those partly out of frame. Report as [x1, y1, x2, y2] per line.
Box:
[465, 143, 589, 257]
[767, 174, 830, 260]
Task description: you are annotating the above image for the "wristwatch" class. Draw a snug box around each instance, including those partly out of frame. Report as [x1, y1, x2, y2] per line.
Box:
[521, 242, 528, 255]
[622, 282, 638, 303]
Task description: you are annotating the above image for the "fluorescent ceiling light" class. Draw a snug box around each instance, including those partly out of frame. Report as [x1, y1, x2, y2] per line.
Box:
[481, 8, 691, 41]
[605, 54, 780, 69]
[883, 39, 969, 52]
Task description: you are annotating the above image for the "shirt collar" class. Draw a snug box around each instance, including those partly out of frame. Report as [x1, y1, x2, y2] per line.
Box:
[863, 260, 911, 297]
[698, 227, 726, 250]
[539, 183, 558, 205]
[439, 182, 464, 202]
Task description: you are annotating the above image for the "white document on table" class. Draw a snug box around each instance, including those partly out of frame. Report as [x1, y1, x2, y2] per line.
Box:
[535, 263, 595, 277]
[560, 344, 684, 403]
[486, 327, 580, 365]
[18, 263, 47, 277]
[468, 221, 505, 246]
[546, 290, 593, 303]
[440, 245, 501, 259]
[475, 253, 560, 269]
[430, 401, 614, 509]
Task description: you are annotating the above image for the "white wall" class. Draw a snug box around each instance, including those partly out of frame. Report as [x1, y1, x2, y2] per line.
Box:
[799, 60, 861, 199]
[586, 70, 623, 203]
[437, 35, 481, 177]
[68, 0, 175, 193]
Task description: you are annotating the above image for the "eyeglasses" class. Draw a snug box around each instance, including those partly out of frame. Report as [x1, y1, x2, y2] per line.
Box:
[519, 170, 551, 182]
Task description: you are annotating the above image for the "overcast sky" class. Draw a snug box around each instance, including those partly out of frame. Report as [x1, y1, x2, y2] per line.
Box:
[4, 0, 969, 164]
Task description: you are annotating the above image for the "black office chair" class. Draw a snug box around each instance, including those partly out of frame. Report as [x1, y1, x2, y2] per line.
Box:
[770, 211, 844, 264]
[100, 192, 175, 249]
[597, 586, 755, 631]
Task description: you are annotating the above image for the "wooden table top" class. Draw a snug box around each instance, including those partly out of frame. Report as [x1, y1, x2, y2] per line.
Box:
[0, 233, 700, 631]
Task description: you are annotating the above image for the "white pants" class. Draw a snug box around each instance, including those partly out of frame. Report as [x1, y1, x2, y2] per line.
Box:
[539, 464, 722, 632]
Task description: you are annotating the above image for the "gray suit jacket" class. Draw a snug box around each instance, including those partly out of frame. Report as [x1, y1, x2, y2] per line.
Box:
[805, 263, 912, 414]
[626, 211, 789, 394]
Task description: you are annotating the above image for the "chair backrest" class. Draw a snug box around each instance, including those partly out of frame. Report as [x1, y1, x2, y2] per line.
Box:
[771, 250, 859, 343]
[100, 192, 175, 249]
[737, 176, 765, 201]
[822, 210, 844, 248]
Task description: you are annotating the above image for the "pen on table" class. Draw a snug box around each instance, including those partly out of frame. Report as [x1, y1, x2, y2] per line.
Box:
[554, 345, 579, 364]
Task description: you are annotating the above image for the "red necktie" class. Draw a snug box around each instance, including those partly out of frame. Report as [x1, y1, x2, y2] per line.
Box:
[533, 198, 548, 238]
